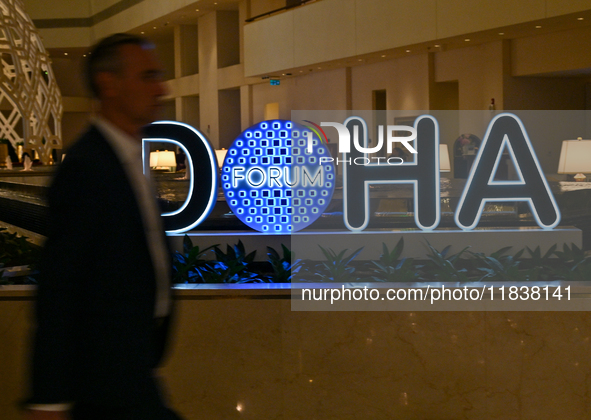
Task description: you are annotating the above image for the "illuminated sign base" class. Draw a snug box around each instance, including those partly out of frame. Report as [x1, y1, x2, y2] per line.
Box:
[168, 227, 582, 261]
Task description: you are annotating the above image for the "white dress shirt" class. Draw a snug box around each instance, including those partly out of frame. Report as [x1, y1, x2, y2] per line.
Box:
[94, 116, 172, 318]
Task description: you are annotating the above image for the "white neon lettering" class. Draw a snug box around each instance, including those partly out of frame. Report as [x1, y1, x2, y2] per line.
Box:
[268, 167, 282, 187]
[247, 167, 265, 187]
[302, 166, 323, 187]
[284, 166, 298, 187]
[153, 116, 560, 234]
[455, 113, 560, 230]
[342, 115, 440, 232]
[146, 121, 217, 234]
[233, 167, 245, 187]
[487, 134, 525, 185]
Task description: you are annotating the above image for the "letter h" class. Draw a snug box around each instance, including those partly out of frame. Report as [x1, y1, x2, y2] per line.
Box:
[343, 116, 440, 231]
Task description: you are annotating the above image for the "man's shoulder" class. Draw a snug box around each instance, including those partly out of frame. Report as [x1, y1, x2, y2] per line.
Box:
[50, 124, 121, 191]
[65, 125, 112, 159]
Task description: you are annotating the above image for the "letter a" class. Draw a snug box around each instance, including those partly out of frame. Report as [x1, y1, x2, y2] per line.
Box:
[455, 113, 560, 230]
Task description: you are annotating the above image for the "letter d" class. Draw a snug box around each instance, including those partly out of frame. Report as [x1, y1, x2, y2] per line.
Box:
[143, 121, 217, 233]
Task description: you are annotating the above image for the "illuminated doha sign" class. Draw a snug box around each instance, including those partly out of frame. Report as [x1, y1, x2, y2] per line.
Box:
[144, 113, 560, 234]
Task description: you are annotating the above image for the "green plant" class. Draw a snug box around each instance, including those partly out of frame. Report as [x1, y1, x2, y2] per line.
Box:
[314, 246, 364, 282]
[371, 238, 420, 282]
[0, 228, 40, 285]
[0, 228, 41, 268]
[470, 246, 526, 281]
[422, 242, 471, 281]
[521, 245, 557, 281]
[551, 243, 591, 281]
[266, 244, 301, 283]
[208, 240, 262, 283]
[171, 235, 217, 283]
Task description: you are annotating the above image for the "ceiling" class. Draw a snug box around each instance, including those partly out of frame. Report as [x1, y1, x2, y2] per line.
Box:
[45, 1, 591, 78]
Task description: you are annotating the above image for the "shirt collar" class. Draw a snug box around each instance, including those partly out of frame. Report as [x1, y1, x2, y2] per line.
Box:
[92, 115, 142, 165]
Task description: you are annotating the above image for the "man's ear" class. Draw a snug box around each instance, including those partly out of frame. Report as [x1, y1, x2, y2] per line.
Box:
[95, 71, 118, 99]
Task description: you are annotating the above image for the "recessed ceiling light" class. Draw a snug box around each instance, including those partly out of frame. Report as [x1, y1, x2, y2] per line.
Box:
[153, 26, 157, 29]
[578, 17, 584, 21]
[381, 55, 386, 58]
[83, 54, 86, 57]
[196, 9, 199, 11]
[464, 38, 470, 41]
[317, 67, 321, 69]
[141, 31, 145, 34]
[434, 44, 440, 48]
[405, 49, 411, 53]
[535, 25, 541, 28]
[358, 59, 362, 61]
[64, 52, 68, 55]
[498, 32, 504, 35]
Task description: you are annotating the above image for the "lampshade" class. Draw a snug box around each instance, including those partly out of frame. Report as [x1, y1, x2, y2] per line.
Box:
[439, 144, 451, 172]
[557, 139, 591, 174]
[215, 149, 228, 168]
[149, 150, 177, 171]
[149, 151, 159, 167]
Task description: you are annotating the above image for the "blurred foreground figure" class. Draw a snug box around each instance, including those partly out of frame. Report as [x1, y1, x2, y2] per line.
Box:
[25, 33, 182, 420]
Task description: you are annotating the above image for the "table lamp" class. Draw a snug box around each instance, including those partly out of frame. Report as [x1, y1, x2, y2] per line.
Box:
[149, 150, 159, 167]
[215, 148, 227, 169]
[149, 150, 177, 172]
[557, 137, 591, 182]
[440, 144, 451, 172]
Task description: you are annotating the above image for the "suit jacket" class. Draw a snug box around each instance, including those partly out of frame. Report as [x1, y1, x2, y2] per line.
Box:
[29, 125, 172, 410]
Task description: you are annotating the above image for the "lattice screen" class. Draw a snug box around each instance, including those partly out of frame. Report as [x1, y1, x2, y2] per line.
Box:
[0, 0, 62, 164]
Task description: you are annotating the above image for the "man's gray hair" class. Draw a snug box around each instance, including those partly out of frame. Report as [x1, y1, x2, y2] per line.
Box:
[85, 33, 154, 98]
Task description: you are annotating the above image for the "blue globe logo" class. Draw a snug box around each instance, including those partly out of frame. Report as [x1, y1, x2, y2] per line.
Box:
[221, 120, 335, 233]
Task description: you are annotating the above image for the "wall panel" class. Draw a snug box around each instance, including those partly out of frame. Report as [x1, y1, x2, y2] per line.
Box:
[292, 0, 356, 67]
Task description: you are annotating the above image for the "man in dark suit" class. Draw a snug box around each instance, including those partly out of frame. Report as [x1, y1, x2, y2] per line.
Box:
[25, 34, 181, 420]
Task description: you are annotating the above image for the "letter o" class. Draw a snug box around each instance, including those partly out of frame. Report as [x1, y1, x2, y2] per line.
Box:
[247, 167, 265, 187]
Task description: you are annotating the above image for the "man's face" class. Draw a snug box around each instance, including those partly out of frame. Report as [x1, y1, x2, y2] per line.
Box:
[109, 43, 167, 128]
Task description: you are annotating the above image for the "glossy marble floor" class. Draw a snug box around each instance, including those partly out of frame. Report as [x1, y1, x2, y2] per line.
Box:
[2, 288, 591, 419]
[163, 297, 591, 420]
